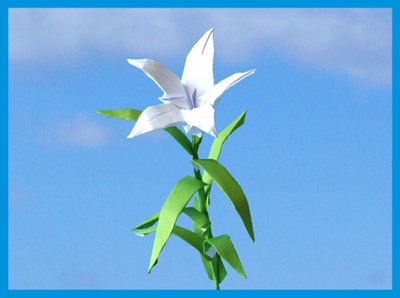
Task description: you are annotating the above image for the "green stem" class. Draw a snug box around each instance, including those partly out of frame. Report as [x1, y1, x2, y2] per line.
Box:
[191, 135, 220, 290]
[210, 257, 220, 290]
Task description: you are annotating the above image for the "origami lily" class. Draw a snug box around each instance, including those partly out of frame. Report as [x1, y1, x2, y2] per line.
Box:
[127, 28, 255, 138]
[97, 28, 256, 289]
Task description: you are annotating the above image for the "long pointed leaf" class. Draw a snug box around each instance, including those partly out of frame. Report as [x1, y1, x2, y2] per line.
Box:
[203, 111, 247, 194]
[133, 224, 227, 282]
[148, 176, 206, 272]
[209, 110, 247, 161]
[97, 108, 193, 155]
[164, 127, 193, 155]
[193, 159, 255, 242]
[133, 224, 204, 254]
[132, 212, 160, 230]
[183, 207, 210, 230]
[132, 225, 202, 251]
[132, 225, 203, 254]
[130, 208, 209, 233]
[189, 200, 227, 283]
[133, 226, 156, 237]
[171, 225, 204, 254]
[200, 255, 227, 283]
[216, 256, 227, 283]
[204, 235, 246, 279]
[96, 108, 142, 120]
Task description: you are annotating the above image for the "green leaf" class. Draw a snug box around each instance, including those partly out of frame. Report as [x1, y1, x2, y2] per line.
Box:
[193, 159, 255, 242]
[216, 256, 228, 283]
[200, 254, 227, 283]
[148, 176, 206, 272]
[132, 224, 227, 283]
[209, 110, 247, 161]
[188, 201, 227, 284]
[203, 111, 247, 194]
[200, 254, 214, 280]
[133, 224, 204, 255]
[193, 197, 201, 212]
[171, 225, 204, 254]
[132, 225, 203, 254]
[204, 235, 246, 279]
[182, 207, 210, 230]
[164, 127, 193, 155]
[97, 108, 193, 155]
[132, 212, 160, 230]
[190, 199, 219, 281]
[133, 226, 156, 237]
[96, 108, 142, 120]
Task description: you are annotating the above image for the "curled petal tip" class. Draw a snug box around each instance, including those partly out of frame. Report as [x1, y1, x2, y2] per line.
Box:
[127, 127, 142, 138]
[127, 59, 146, 69]
[127, 132, 136, 139]
[210, 127, 218, 138]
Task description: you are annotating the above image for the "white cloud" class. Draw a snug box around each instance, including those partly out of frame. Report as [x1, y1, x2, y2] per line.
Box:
[9, 8, 391, 87]
[42, 114, 109, 148]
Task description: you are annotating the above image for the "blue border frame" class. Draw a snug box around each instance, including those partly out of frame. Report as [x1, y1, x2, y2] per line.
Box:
[2, 0, 397, 296]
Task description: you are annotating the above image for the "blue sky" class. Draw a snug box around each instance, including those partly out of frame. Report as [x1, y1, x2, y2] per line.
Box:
[8, 8, 392, 289]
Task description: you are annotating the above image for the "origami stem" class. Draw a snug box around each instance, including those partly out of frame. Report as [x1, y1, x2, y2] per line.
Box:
[191, 135, 221, 290]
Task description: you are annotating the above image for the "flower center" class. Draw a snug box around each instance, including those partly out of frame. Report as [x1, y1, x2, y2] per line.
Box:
[191, 88, 198, 109]
[183, 85, 198, 110]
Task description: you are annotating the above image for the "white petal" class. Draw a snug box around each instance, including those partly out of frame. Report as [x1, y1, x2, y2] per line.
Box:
[127, 59, 187, 106]
[127, 104, 185, 138]
[183, 124, 203, 137]
[181, 29, 215, 98]
[198, 69, 256, 107]
[183, 124, 191, 133]
[159, 96, 191, 110]
[182, 104, 217, 137]
[185, 126, 203, 137]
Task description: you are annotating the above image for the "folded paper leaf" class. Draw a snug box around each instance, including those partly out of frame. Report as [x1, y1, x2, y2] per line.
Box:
[131, 206, 212, 234]
[171, 225, 204, 254]
[200, 254, 227, 283]
[189, 198, 227, 283]
[192, 159, 255, 242]
[132, 212, 160, 230]
[133, 226, 156, 237]
[97, 108, 193, 155]
[182, 207, 210, 230]
[208, 110, 247, 161]
[133, 225, 203, 256]
[142, 197, 227, 285]
[148, 175, 206, 272]
[204, 235, 247, 279]
[96, 108, 142, 120]
[164, 127, 193, 155]
[203, 111, 247, 198]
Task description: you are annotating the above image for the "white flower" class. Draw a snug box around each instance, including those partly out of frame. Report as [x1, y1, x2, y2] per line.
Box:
[127, 28, 255, 138]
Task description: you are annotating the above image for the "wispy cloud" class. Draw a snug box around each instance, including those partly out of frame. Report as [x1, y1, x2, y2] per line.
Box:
[9, 8, 391, 87]
[41, 114, 109, 148]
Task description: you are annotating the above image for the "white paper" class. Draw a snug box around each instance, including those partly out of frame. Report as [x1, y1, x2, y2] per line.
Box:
[127, 29, 255, 139]
[205, 246, 217, 258]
